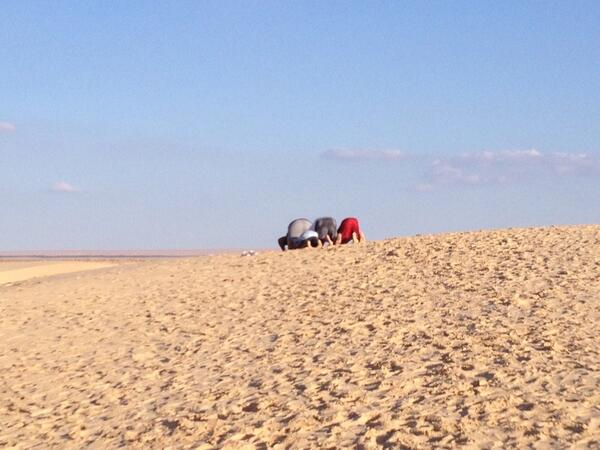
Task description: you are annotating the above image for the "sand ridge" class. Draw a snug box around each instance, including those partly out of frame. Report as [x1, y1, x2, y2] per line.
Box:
[0, 261, 119, 285]
[0, 225, 599, 448]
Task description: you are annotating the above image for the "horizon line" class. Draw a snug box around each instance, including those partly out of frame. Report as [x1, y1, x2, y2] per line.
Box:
[0, 248, 265, 258]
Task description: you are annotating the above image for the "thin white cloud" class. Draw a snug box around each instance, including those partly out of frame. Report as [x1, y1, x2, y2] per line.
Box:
[546, 152, 600, 176]
[322, 148, 408, 161]
[0, 121, 16, 133]
[414, 182, 435, 192]
[459, 148, 542, 164]
[51, 181, 81, 193]
[429, 161, 486, 185]
[417, 149, 600, 190]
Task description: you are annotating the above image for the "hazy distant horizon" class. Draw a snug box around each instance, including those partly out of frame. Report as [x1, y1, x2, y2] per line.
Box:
[2, 222, 597, 255]
[0, 248, 252, 257]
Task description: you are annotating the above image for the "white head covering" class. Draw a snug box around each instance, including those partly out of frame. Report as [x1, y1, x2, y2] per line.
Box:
[300, 230, 318, 241]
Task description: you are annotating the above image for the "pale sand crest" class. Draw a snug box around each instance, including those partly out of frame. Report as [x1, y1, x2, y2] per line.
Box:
[0, 261, 118, 285]
[0, 225, 598, 448]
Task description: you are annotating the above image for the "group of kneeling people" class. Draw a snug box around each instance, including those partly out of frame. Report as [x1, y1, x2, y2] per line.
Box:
[278, 217, 366, 251]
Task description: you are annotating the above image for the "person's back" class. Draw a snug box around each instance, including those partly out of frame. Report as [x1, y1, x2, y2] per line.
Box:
[278, 218, 313, 250]
[288, 218, 312, 240]
[337, 217, 365, 244]
[313, 217, 337, 245]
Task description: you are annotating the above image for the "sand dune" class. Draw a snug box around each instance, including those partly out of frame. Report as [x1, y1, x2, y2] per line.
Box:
[0, 261, 118, 285]
[0, 225, 599, 448]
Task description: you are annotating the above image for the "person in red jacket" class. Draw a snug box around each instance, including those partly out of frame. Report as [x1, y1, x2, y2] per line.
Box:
[336, 217, 366, 244]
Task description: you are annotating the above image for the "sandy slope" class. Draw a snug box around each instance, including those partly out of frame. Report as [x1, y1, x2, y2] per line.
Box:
[0, 225, 599, 449]
[0, 261, 117, 285]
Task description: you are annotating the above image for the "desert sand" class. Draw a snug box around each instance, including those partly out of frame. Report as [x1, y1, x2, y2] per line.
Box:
[0, 261, 118, 285]
[1, 225, 599, 449]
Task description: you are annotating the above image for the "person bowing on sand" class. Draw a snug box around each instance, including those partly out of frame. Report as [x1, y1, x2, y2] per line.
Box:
[336, 217, 366, 244]
[313, 217, 338, 246]
[278, 218, 320, 250]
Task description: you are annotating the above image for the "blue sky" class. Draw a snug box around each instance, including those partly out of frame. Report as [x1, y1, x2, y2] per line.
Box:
[1, 1, 599, 250]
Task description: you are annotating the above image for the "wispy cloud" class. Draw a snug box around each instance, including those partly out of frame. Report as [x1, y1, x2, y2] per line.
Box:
[545, 152, 600, 176]
[0, 121, 16, 133]
[414, 182, 435, 192]
[322, 147, 598, 190]
[457, 148, 543, 165]
[428, 161, 489, 186]
[417, 149, 600, 190]
[51, 181, 81, 193]
[322, 148, 408, 161]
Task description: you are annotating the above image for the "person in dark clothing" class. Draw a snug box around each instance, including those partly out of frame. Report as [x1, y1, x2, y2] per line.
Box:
[313, 217, 338, 246]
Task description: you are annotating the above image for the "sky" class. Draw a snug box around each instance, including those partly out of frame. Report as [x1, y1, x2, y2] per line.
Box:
[1, 1, 599, 250]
